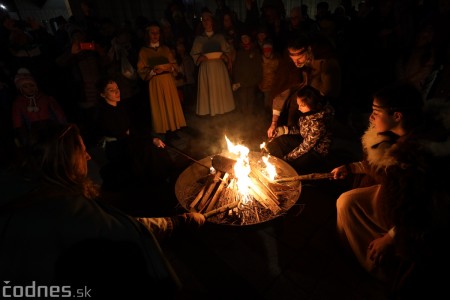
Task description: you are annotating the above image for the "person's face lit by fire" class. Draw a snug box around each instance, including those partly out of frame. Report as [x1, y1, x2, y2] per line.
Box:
[75, 135, 91, 177]
[201, 14, 213, 32]
[297, 96, 311, 114]
[58, 125, 91, 179]
[100, 81, 120, 106]
[148, 25, 160, 44]
[288, 46, 312, 68]
[370, 97, 402, 133]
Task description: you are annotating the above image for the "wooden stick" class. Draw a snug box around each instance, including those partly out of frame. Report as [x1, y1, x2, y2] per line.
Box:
[248, 179, 281, 214]
[274, 173, 333, 183]
[254, 206, 260, 223]
[204, 201, 240, 218]
[248, 187, 268, 209]
[189, 185, 206, 211]
[250, 167, 272, 184]
[189, 174, 215, 210]
[165, 144, 211, 171]
[198, 171, 222, 212]
[206, 172, 230, 212]
[249, 177, 279, 204]
[250, 170, 279, 205]
[250, 164, 299, 195]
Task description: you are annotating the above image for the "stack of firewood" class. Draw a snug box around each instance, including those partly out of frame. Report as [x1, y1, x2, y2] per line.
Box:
[187, 155, 299, 224]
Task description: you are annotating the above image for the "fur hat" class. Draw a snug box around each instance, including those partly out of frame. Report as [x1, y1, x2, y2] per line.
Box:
[14, 68, 36, 90]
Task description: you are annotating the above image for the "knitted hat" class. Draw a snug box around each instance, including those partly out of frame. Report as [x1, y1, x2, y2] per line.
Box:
[14, 68, 36, 90]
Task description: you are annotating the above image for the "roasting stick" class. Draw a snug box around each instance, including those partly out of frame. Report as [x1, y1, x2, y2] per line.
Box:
[165, 144, 212, 171]
[273, 173, 334, 183]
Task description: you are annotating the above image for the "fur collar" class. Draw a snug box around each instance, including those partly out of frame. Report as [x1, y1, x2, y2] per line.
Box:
[361, 125, 399, 171]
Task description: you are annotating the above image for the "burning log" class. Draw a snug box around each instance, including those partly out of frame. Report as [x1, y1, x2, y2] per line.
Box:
[206, 172, 230, 212]
[204, 200, 240, 218]
[250, 157, 299, 196]
[248, 177, 281, 215]
[189, 184, 206, 212]
[189, 172, 217, 211]
[212, 155, 236, 175]
[274, 173, 333, 183]
[197, 171, 223, 212]
[195, 155, 285, 218]
[175, 151, 302, 226]
[250, 169, 279, 204]
[250, 167, 271, 185]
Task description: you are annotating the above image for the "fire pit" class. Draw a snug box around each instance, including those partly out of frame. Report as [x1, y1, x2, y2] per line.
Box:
[175, 151, 301, 226]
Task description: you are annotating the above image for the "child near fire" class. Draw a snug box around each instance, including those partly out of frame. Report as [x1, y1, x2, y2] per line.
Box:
[266, 85, 334, 175]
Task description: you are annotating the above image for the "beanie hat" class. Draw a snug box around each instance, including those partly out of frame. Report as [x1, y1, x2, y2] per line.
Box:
[14, 68, 36, 90]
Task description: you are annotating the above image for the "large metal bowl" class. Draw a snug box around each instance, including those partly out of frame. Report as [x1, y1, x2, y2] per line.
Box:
[175, 151, 301, 226]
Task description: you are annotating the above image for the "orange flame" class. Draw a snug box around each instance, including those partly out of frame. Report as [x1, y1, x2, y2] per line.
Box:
[225, 137, 278, 204]
[262, 156, 276, 180]
[225, 136, 251, 203]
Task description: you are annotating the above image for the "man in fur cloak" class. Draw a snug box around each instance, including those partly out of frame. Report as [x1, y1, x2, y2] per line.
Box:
[330, 82, 450, 298]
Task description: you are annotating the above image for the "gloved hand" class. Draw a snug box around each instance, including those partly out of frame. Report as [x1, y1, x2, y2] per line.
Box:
[181, 212, 206, 226]
[275, 126, 289, 137]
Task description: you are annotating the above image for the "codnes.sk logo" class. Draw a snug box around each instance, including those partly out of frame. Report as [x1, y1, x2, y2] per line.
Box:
[1, 281, 92, 298]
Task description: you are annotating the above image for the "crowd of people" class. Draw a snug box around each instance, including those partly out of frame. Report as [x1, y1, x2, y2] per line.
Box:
[1, 0, 450, 298]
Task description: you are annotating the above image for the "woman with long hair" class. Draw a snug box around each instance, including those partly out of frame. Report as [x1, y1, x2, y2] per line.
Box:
[0, 122, 205, 297]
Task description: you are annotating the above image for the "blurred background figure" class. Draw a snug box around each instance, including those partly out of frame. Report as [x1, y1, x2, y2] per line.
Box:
[232, 32, 262, 117]
[11, 68, 66, 148]
[137, 21, 186, 138]
[259, 39, 280, 115]
[190, 11, 235, 117]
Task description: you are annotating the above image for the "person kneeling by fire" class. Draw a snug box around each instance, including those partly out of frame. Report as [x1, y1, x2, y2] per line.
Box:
[266, 85, 334, 175]
[0, 122, 205, 297]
